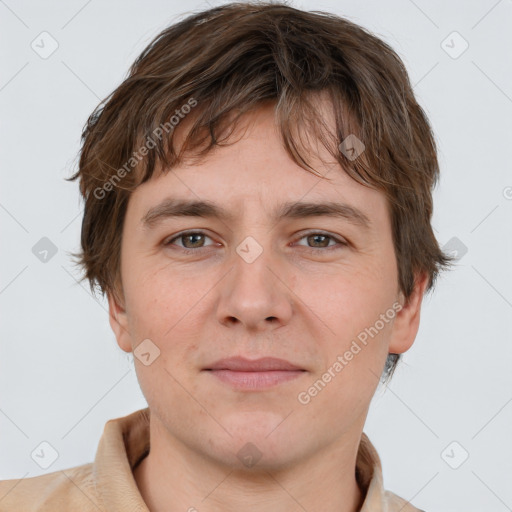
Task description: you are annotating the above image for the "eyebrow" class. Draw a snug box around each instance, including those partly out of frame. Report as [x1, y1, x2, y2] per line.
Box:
[141, 199, 372, 230]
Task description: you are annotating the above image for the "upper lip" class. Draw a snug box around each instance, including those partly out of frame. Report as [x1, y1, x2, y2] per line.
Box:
[204, 357, 304, 372]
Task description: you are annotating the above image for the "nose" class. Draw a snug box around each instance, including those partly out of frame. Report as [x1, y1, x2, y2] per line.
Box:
[216, 241, 294, 332]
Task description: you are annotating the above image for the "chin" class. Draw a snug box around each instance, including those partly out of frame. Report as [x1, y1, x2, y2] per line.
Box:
[212, 411, 305, 470]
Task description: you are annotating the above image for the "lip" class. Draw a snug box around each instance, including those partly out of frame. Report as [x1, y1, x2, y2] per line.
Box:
[204, 356, 304, 372]
[203, 357, 306, 390]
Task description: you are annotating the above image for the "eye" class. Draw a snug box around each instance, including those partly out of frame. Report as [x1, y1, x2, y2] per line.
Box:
[163, 231, 216, 251]
[163, 230, 348, 254]
[294, 231, 348, 251]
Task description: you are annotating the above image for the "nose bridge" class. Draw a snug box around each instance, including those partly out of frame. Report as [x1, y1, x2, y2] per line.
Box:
[216, 232, 293, 330]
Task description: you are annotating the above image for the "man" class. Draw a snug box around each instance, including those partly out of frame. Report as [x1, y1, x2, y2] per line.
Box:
[0, 2, 452, 510]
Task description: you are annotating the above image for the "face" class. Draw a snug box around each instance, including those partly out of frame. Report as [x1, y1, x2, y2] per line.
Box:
[109, 101, 427, 471]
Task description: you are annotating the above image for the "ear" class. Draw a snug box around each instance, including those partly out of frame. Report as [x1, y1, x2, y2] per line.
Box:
[388, 271, 429, 354]
[107, 290, 133, 353]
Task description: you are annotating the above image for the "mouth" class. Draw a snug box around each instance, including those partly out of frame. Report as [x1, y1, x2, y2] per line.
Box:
[203, 356, 306, 390]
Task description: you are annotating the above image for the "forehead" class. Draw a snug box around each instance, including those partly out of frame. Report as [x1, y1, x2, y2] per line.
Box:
[127, 101, 388, 228]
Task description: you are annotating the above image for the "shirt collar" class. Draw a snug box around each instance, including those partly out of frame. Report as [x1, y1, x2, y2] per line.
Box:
[93, 407, 389, 511]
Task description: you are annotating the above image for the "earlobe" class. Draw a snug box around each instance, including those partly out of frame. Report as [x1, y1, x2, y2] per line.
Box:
[107, 291, 133, 353]
[388, 271, 429, 355]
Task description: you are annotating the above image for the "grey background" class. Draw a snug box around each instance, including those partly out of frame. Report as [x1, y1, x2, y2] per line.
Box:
[1, 1, 511, 511]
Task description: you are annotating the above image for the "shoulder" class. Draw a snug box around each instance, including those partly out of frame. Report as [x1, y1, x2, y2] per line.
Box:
[384, 489, 426, 512]
[0, 462, 103, 512]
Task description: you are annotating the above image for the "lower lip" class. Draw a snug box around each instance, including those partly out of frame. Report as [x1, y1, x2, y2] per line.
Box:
[206, 370, 305, 390]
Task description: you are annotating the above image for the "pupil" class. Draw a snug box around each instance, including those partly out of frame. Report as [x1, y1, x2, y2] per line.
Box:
[310, 234, 328, 247]
[185, 234, 203, 248]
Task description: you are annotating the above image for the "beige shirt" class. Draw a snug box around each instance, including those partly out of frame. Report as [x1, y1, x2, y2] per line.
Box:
[0, 408, 424, 511]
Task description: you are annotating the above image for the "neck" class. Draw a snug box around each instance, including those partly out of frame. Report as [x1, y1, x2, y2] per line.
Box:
[133, 413, 365, 512]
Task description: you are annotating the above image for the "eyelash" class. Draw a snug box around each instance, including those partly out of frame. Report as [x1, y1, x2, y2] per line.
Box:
[163, 230, 348, 255]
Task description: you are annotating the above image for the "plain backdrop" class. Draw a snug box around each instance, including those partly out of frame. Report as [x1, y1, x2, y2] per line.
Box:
[1, 1, 511, 511]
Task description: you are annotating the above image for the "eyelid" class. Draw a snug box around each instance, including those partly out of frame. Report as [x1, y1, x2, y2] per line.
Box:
[292, 230, 348, 250]
[163, 230, 217, 248]
[294, 229, 351, 254]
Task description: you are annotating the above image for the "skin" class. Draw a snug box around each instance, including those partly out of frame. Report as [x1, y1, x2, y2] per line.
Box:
[108, 99, 428, 512]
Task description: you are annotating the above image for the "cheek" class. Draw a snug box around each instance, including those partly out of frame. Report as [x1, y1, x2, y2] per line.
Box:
[306, 264, 396, 339]
[298, 264, 397, 405]
[123, 263, 209, 358]
[124, 259, 180, 323]
[299, 277, 394, 423]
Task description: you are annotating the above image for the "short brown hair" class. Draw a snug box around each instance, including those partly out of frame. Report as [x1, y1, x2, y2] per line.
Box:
[68, 1, 454, 383]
